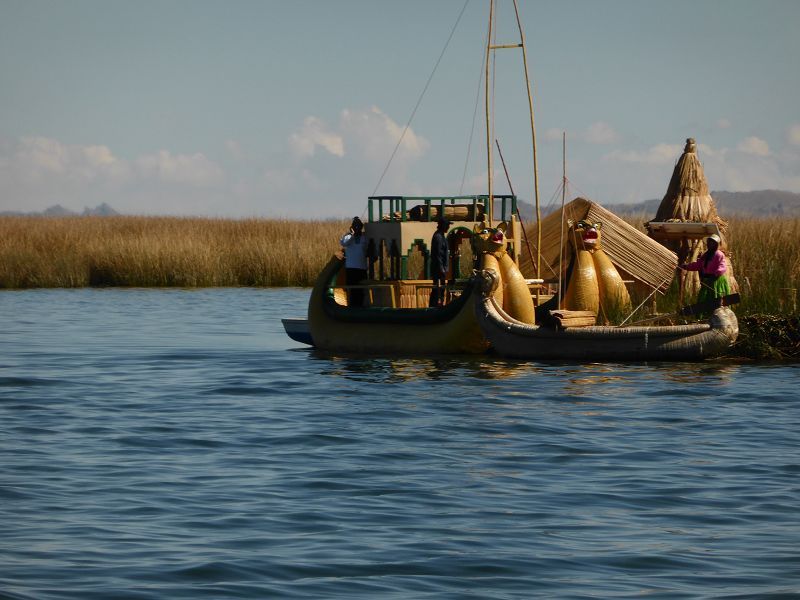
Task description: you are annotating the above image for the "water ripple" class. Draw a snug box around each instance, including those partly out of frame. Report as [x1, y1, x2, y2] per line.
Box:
[1, 289, 799, 598]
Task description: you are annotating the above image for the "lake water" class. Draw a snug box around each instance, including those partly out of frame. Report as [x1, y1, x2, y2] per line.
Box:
[1, 288, 799, 599]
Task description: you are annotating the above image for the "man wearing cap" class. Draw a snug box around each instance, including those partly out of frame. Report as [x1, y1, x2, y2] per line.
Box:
[678, 233, 731, 309]
[429, 217, 451, 308]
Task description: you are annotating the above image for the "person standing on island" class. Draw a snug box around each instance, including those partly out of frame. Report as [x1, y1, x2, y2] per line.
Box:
[429, 217, 451, 308]
[340, 216, 368, 307]
[678, 233, 731, 309]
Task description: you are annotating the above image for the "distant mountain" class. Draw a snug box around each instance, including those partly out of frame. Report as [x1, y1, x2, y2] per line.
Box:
[41, 204, 76, 216]
[711, 190, 800, 217]
[517, 190, 800, 219]
[82, 202, 119, 216]
[1, 203, 120, 217]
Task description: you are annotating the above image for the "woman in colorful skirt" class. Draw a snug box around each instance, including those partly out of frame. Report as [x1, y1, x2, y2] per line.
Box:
[679, 233, 731, 310]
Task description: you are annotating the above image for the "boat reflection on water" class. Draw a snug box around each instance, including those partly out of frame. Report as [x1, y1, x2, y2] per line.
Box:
[311, 351, 742, 388]
[560, 361, 740, 399]
[311, 352, 541, 384]
[660, 362, 740, 385]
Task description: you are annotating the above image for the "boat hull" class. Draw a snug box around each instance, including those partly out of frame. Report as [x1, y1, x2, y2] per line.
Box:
[308, 254, 488, 354]
[475, 272, 738, 361]
[281, 318, 313, 346]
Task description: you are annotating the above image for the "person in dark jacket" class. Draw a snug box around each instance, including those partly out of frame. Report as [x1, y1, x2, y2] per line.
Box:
[429, 217, 451, 307]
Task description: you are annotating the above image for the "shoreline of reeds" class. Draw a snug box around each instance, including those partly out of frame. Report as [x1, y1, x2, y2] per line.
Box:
[3, 214, 797, 302]
[0, 215, 347, 288]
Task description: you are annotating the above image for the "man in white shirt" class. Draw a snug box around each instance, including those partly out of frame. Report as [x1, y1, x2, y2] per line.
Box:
[340, 216, 368, 307]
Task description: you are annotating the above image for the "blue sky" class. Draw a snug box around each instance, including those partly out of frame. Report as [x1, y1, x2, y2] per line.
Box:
[1, 0, 799, 218]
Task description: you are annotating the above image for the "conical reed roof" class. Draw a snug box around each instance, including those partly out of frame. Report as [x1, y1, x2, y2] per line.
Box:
[651, 138, 737, 296]
[653, 138, 728, 250]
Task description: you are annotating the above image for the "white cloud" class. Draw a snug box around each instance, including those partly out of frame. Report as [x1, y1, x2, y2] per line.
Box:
[584, 121, 619, 145]
[0, 136, 231, 215]
[339, 106, 429, 162]
[736, 136, 770, 156]
[9, 136, 130, 184]
[135, 150, 224, 186]
[273, 107, 430, 212]
[543, 128, 564, 142]
[288, 116, 345, 159]
[787, 124, 800, 146]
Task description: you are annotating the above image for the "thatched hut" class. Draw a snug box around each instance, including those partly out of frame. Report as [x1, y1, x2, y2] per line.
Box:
[649, 138, 736, 299]
[524, 197, 678, 304]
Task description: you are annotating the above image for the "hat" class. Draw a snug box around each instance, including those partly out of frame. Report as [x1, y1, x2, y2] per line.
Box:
[708, 233, 721, 243]
[437, 216, 451, 226]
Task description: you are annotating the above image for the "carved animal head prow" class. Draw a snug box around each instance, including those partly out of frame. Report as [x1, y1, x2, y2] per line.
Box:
[472, 221, 508, 256]
[569, 219, 602, 251]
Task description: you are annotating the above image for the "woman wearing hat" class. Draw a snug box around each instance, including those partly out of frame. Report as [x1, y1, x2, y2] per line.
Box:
[678, 233, 731, 308]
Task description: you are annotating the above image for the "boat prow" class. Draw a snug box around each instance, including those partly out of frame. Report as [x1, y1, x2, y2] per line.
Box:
[475, 269, 738, 361]
[307, 254, 488, 355]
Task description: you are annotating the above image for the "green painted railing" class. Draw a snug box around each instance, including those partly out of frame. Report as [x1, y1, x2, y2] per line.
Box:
[367, 195, 517, 223]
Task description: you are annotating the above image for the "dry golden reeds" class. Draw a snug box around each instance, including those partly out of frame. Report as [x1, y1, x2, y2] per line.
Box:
[1, 214, 799, 318]
[0, 215, 346, 288]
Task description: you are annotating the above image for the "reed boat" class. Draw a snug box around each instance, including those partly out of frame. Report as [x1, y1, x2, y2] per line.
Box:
[474, 269, 739, 361]
[283, 0, 742, 361]
[300, 195, 527, 354]
[307, 255, 486, 355]
[284, 0, 539, 354]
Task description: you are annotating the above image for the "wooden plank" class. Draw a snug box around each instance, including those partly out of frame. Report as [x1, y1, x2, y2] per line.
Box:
[647, 221, 720, 241]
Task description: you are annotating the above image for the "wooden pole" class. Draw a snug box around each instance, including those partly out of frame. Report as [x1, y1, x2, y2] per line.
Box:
[512, 0, 540, 278]
[484, 0, 495, 226]
[558, 132, 566, 309]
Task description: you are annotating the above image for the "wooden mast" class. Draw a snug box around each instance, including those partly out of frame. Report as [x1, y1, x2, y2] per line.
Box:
[558, 132, 566, 309]
[484, 0, 541, 274]
[511, 0, 540, 278]
[484, 0, 495, 226]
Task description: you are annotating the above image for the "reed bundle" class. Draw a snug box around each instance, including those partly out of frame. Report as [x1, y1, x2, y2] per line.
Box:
[524, 197, 677, 292]
[549, 310, 597, 328]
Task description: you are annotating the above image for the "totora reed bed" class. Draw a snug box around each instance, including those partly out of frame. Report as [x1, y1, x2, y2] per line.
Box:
[0, 216, 346, 288]
[2, 214, 799, 359]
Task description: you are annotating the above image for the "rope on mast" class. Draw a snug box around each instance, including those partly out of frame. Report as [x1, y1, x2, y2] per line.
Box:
[371, 0, 471, 197]
[495, 139, 536, 271]
[459, 25, 490, 195]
